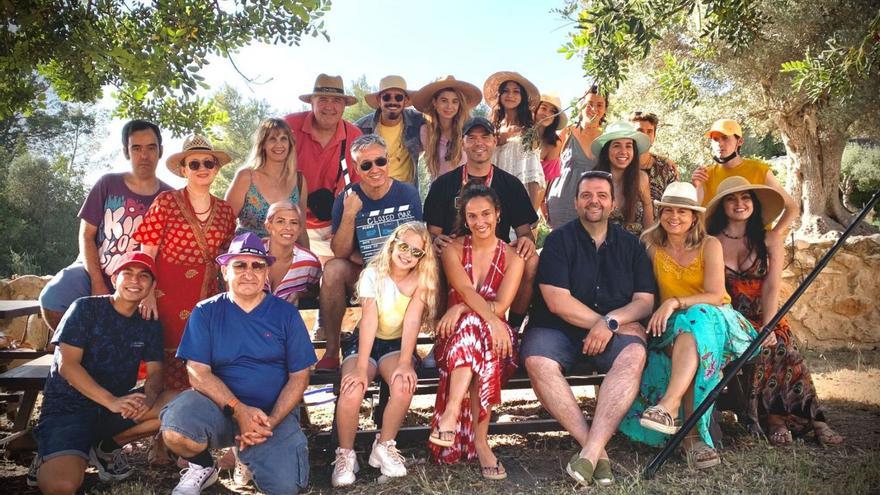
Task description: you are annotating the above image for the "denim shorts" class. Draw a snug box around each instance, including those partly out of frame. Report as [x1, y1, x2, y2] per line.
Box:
[520, 326, 646, 374]
[160, 390, 309, 495]
[35, 393, 139, 461]
[39, 261, 96, 313]
[340, 330, 402, 368]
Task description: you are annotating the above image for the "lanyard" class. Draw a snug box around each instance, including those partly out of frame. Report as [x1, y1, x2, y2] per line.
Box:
[460, 164, 494, 189]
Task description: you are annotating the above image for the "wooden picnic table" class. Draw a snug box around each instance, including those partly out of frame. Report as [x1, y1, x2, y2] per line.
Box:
[0, 353, 52, 445]
[0, 300, 41, 320]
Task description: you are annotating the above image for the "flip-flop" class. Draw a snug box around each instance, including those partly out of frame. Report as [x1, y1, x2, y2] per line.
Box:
[480, 460, 507, 480]
[428, 429, 455, 448]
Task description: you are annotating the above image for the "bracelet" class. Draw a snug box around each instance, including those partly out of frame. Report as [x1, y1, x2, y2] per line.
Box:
[674, 296, 685, 309]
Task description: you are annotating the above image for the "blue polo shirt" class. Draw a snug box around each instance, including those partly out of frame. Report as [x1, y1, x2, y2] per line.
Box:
[177, 293, 317, 412]
[528, 220, 656, 333]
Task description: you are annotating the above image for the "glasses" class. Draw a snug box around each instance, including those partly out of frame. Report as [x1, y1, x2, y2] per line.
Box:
[581, 170, 612, 180]
[394, 240, 425, 259]
[359, 157, 388, 171]
[230, 260, 268, 273]
[381, 93, 405, 103]
[186, 159, 217, 171]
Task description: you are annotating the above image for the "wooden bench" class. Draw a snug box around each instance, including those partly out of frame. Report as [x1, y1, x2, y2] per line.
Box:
[0, 354, 52, 446]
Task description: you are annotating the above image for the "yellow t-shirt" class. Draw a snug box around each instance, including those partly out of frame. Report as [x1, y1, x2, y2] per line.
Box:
[378, 121, 414, 183]
[357, 267, 411, 340]
[701, 158, 770, 206]
[653, 244, 731, 304]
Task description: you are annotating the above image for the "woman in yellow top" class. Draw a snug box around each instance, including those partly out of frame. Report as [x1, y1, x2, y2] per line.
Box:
[331, 222, 439, 487]
[618, 182, 757, 470]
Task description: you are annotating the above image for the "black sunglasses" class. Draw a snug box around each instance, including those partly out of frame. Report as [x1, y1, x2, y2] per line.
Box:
[395, 240, 425, 259]
[382, 93, 405, 103]
[359, 157, 388, 171]
[230, 260, 268, 272]
[186, 159, 217, 171]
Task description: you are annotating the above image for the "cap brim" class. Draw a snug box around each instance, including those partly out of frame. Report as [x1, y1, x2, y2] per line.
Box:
[112, 261, 156, 278]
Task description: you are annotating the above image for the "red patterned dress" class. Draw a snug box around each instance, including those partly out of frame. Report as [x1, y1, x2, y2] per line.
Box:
[133, 189, 235, 390]
[429, 236, 518, 464]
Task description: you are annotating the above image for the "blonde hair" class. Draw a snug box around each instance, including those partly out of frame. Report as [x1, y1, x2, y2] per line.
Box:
[246, 118, 297, 181]
[356, 222, 440, 322]
[265, 200, 302, 223]
[640, 206, 707, 251]
[423, 88, 467, 179]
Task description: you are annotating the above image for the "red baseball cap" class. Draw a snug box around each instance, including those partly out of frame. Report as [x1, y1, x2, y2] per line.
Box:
[111, 252, 157, 279]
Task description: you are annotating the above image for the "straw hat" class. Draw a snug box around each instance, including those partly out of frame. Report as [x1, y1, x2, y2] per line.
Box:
[590, 121, 652, 158]
[411, 75, 482, 113]
[364, 75, 413, 109]
[654, 182, 706, 213]
[537, 93, 568, 130]
[298, 73, 358, 106]
[483, 71, 540, 110]
[165, 134, 231, 177]
[704, 176, 785, 225]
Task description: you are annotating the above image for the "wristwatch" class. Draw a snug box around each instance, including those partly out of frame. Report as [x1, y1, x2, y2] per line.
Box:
[603, 315, 619, 333]
[223, 398, 240, 417]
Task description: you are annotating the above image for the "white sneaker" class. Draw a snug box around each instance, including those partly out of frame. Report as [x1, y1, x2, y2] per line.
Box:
[172, 462, 219, 495]
[331, 447, 359, 487]
[368, 435, 407, 478]
[88, 446, 134, 482]
[232, 448, 252, 487]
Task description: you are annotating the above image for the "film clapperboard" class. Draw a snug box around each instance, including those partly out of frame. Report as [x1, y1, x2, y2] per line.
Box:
[355, 204, 417, 263]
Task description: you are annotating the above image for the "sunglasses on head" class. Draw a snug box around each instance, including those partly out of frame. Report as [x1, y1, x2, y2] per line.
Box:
[394, 240, 425, 259]
[582, 170, 612, 180]
[359, 157, 388, 171]
[186, 159, 217, 171]
[382, 93, 405, 103]
[229, 260, 268, 272]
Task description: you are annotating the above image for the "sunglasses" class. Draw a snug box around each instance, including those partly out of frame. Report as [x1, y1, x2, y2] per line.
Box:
[186, 159, 217, 171]
[359, 157, 388, 171]
[394, 240, 425, 259]
[229, 260, 268, 272]
[381, 93, 405, 103]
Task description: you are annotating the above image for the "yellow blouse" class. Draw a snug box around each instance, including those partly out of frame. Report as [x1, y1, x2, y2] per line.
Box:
[358, 267, 412, 340]
[653, 243, 731, 304]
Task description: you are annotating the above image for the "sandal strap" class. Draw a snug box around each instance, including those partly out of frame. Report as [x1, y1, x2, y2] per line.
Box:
[644, 405, 677, 427]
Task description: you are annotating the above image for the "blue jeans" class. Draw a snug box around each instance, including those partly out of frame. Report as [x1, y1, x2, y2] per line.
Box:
[340, 330, 402, 368]
[39, 261, 98, 313]
[160, 390, 309, 495]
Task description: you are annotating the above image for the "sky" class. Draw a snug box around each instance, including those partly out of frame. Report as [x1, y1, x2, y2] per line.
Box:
[96, 0, 591, 187]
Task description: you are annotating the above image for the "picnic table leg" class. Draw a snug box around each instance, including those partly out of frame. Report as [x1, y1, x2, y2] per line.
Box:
[12, 389, 37, 432]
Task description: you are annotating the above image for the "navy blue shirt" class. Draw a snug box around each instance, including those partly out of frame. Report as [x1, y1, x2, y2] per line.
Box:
[177, 293, 317, 413]
[41, 296, 163, 416]
[528, 220, 657, 333]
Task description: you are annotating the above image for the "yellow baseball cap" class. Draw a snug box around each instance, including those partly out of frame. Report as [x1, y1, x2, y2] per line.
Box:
[704, 119, 742, 138]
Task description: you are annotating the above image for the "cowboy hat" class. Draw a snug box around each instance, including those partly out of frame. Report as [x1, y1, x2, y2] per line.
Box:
[364, 75, 412, 109]
[590, 121, 652, 159]
[411, 75, 482, 113]
[705, 176, 785, 225]
[654, 182, 706, 213]
[216, 232, 276, 266]
[165, 134, 231, 177]
[483, 71, 540, 110]
[536, 92, 568, 130]
[298, 73, 358, 106]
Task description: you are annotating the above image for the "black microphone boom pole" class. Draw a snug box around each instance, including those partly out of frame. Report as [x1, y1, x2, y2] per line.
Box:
[643, 189, 880, 479]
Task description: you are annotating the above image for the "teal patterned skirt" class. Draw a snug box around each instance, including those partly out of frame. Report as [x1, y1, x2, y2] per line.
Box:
[619, 303, 757, 448]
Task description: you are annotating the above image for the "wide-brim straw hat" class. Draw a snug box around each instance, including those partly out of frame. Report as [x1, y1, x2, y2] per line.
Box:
[537, 92, 568, 130]
[165, 134, 231, 177]
[483, 71, 540, 110]
[590, 121, 652, 159]
[705, 176, 785, 224]
[298, 73, 358, 106]
[654, 182, 706, 213]
[364, 75, 412, 109]
[411, 75, 482, 113]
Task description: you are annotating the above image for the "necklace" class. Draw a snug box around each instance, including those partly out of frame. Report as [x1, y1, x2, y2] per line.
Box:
[722, 229, 744, 240]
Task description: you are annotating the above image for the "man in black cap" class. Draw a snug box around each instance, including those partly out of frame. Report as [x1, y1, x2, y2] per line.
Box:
[423, 117, 539, 328]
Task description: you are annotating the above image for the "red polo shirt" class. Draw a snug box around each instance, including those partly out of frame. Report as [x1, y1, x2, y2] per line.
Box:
[284, 111, 362, 228]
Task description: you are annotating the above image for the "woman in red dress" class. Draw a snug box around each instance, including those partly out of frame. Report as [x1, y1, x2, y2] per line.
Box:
[428, 181, 525, 479]
[134, 135, 236, 391]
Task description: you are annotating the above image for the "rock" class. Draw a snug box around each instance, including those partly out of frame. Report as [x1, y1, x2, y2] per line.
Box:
[6, 275, 50, 300]
[24, 314, 51, 350]
[831, 296, 870, 317]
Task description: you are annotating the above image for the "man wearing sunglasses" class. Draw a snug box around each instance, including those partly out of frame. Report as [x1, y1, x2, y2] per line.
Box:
[39, 120, 173, 346]
[161, 232, 316, 495]
[355, 75, 425, 186]
[316, 134, 422, 370]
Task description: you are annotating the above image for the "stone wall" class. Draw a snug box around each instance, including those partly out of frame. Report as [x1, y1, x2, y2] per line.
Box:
[2, 236, 878, 351]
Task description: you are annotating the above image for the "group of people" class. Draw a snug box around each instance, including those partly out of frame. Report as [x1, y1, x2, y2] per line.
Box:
[29, 72, 843, 495]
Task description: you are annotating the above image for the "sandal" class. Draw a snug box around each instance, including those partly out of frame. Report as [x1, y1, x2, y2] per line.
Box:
[813, 423, 844, 446]
[480, 460, 507, 480]
[428, 429, 455, 448]
[640, 404, 681, 435]
[680, 435, 721, 470]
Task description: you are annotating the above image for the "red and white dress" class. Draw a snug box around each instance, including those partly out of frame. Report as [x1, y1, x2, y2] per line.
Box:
[429, 236, 518, 464]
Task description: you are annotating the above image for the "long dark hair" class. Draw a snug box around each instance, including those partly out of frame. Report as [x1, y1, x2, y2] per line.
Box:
[596, 140, 641, 222]
[492, 81, 534, 130]
[539, 116, 561, 146]
[707, 190, 768, 265]
[454, 179, 501, 236]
